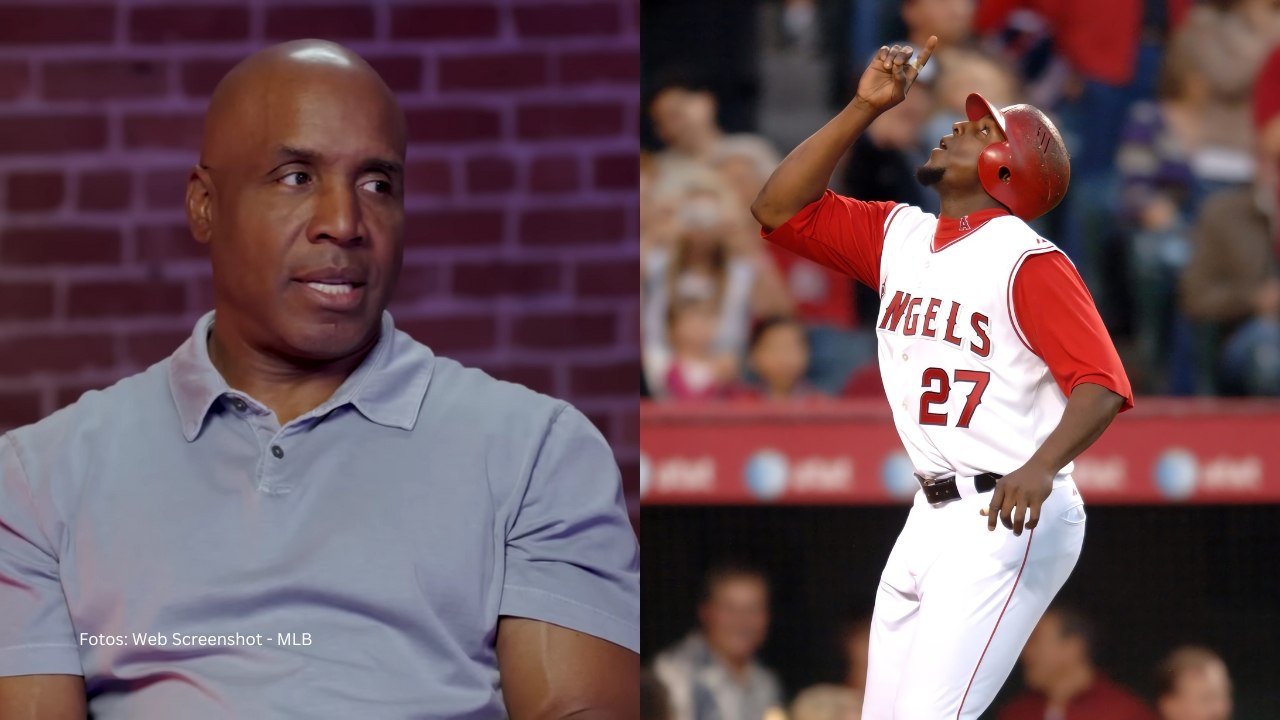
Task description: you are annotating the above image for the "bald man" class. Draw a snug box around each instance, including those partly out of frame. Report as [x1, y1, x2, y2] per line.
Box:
[0, 40, 639, 719]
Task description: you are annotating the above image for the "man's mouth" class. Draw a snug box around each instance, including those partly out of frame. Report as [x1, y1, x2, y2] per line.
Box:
[302, 281, 362, 295]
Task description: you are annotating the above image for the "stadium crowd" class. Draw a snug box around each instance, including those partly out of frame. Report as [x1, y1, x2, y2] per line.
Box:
[643, 565, 1234, 720]
[641, 0, 1280, 401]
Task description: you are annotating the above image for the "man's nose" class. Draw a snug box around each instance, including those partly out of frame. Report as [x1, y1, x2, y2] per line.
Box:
[309, 181, 363, 246]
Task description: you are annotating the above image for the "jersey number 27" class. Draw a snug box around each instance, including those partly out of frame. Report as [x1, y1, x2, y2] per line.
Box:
[920, 368, 990, 428]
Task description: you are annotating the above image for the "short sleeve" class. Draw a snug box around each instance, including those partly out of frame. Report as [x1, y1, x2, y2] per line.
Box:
[0, 435, 83, 676]
[1012, 252, 1135, 412]
[499, 406, 639, 652]
[760, 190, 897, 288]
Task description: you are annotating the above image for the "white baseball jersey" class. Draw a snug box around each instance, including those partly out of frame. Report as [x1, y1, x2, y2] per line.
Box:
[875, 204, 1070, 480]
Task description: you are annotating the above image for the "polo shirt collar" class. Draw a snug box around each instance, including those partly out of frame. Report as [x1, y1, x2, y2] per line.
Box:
[168, 310, 433, 441]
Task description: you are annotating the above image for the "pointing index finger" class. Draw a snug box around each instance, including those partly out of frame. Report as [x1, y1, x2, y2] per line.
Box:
[913, 35, 939, 72]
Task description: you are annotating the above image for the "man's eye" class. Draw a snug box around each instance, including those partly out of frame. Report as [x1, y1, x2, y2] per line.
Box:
[360, 178, 392, 194]
[280, 171, 311, 186]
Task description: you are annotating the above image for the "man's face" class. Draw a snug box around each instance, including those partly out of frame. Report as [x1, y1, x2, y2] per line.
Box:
[199, 63, 405, 361]
[1159, 663, 1233, 720]
[1019, 614, 1079, 691]
[903, 0, 975, 45]
[918, 113, 1004, 190]
[698, 576, 769, 664]
[650, 88, 716, 153]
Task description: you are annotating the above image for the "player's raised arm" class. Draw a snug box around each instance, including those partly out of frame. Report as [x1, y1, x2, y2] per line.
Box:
[750, 36, 936, 231]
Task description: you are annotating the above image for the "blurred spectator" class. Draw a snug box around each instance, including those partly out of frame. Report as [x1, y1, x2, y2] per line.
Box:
[643, 168, 791, 396]
[1114, 37, 1211, 392]
[649, 77, 728, 168]
[1172, 0, 1280, 182]
[1154, 646, 1233, 720]
[644, 667, 676, 720]
[840, 615, 871, 700]
[999, 606, 1157, 720]
[653, 563, 784, 720]
[895, 0, 977, 88]
[666, 299, 739, 401]
[790, 684, 859, 720]
[738, 316, 819, 401]
[1178, 157, 1277, 394]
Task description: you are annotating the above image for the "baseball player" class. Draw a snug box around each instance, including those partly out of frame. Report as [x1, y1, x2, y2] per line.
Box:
[751, 37, 1133, 719]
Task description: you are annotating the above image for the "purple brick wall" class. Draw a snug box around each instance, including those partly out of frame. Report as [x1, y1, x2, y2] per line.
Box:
[0, 0, 640, 510]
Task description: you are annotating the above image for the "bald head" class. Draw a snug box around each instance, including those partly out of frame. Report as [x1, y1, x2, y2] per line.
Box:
[186, 39, 407, 368]
[201, 39, 405, 169]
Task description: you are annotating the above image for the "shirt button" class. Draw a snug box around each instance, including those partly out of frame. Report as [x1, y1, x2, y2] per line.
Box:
[271, 445, 284, 459]
[231, 399, 247, 412]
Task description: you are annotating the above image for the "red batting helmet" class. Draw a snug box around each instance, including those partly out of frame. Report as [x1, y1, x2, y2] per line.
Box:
[965, 93, 1070, 221]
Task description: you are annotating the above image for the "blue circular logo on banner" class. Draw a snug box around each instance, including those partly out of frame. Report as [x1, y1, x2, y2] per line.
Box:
[744, 450, 789, 501]
[881, 452, 918, 499]
[1154, 449, 1198, 500]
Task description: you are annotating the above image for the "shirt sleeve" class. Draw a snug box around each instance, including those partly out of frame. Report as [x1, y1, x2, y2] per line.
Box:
[1012, 252, 1134, 412]
[0, 435, 83, 676]
[499, 405, 639, 652]
[760, 189, 898, 289]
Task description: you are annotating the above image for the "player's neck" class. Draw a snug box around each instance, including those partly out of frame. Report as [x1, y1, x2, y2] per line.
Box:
[1045, 664, 1095, 708]
[938, 193, 1005, 220]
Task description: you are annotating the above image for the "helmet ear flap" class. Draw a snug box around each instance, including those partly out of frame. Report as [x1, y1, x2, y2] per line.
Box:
[977, 141, 1015, 209]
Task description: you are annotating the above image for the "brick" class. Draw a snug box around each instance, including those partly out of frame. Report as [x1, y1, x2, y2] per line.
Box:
[593, 153, 637, 189]
[399, 315, 496, 354]
[67, 281, 186, 319]
[512, 311, 615, 349]
[43, 60, 166, 101]
[571, 362, 638, 397]
[517, 102, 624, 140]
[405, 159, 451, 196]
[514, 3, 619, 37]
[0, 226, 121, 265]
[144, 169, 187, 210]
[620, 459, 639, 497]
[368, 56, 423, 92]
[0, 390, 42, 429]
[123, 113, 203, 150]
[465, 156, 515, 193]
[529, 155, 579, 194]
[0, 333, 115, 375]
[583, 411, 613, 439]
[124, 329, 190, 366]
[405, 209, 503, 247]
[406, 108, 502, 143]
[137, 224, 206, 263]
[452, 261, 561, 297]
[388, 264, 442, 303]
[55, 382, 107, 410]
[558, 50, 639, 85]
[519, 207, 626, 246]
[479, 363, 555, 395]
[0, 281, 56, 320]
[0, 61, 30, 101]
[390, 5, 499, 39]
[79, 170, 132, 211]
[130, 6, 249, 43]
[181, 59, 236, 97]
[575, 260, 637, 297]
[6, 172, 64, 212]
[0, 6, 115, 44]
[439, 53, 547, 91]
[0, 115, 107, 155]
[266, 5, 375, 40]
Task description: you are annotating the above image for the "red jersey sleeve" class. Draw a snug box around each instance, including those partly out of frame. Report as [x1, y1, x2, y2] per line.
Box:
[1012, 251, 1135, 412]
[760, 190, 898, 289]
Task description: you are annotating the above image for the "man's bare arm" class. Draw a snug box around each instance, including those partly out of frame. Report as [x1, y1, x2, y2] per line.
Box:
[497, 618, 638, 720]
[750, 36, 936, 231]
[0, 675, 86, 719]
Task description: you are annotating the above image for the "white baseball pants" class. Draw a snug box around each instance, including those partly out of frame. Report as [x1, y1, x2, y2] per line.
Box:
[860, 478, 1086, 719]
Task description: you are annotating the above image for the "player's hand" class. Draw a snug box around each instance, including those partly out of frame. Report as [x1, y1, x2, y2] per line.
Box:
[981, 464, 1054, 536]
[853, 35, 937, 115]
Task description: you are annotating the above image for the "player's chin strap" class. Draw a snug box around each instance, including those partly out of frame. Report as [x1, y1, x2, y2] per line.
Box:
[914, 472, 1002, 504]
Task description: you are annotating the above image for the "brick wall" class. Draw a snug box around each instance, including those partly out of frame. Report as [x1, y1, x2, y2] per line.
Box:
[0, 0, 640, 509]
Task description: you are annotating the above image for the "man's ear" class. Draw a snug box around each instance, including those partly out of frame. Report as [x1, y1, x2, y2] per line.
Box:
[187, 165, 215, 244]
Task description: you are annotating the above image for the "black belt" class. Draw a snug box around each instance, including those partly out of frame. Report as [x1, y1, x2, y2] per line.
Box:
[915, 472, 1002, 504]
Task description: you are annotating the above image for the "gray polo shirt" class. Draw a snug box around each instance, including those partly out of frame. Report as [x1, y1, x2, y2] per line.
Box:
[0, 310, 639, 718]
